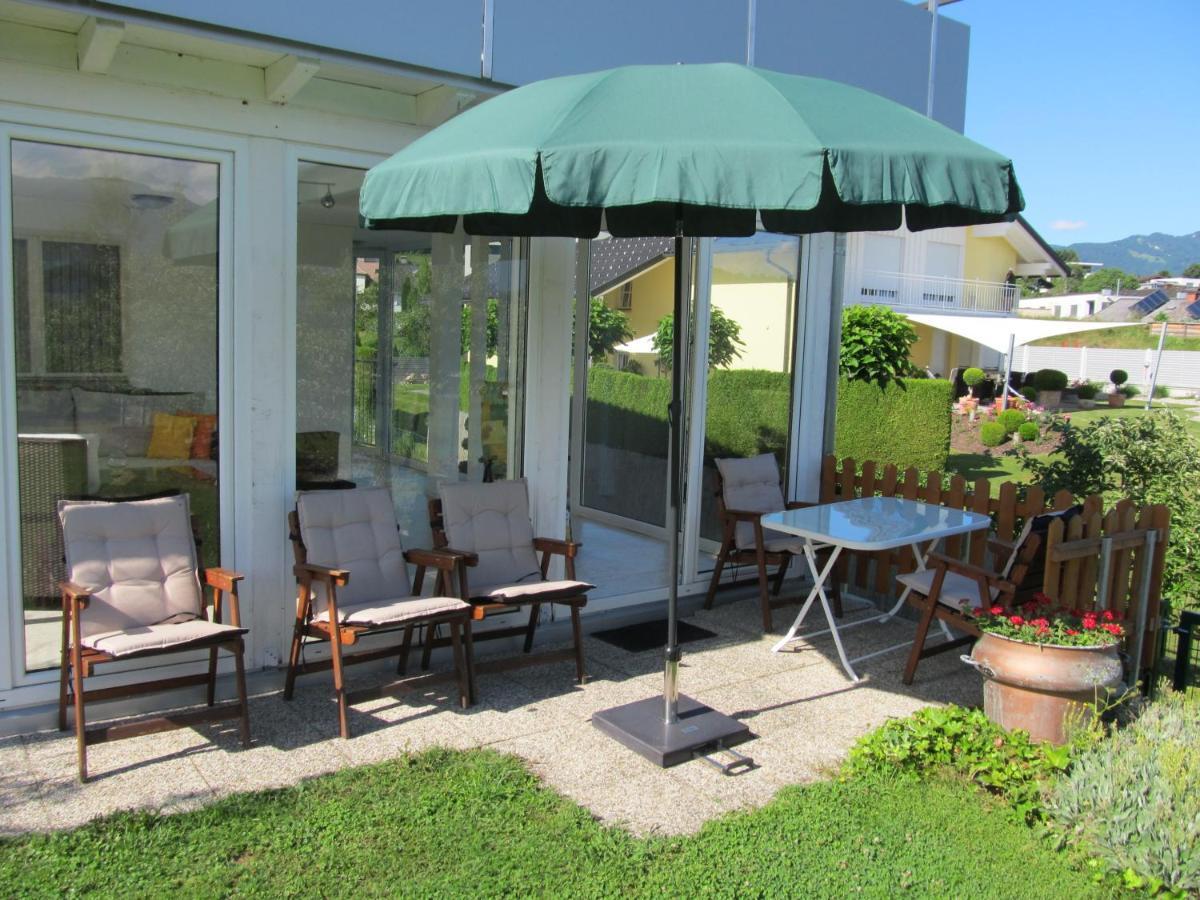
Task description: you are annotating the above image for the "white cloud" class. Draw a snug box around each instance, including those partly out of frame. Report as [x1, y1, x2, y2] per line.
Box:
[1051, 219, 1087, 231]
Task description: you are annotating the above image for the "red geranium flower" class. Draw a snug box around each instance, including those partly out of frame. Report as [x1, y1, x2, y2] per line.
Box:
[1033, 592, 1052, 606]
[989, 605, 1004, 616]
[1101, 623, 1124, 636]
[1009, 615, 1024, 626]
[1102, 609, 1115, 622]
[1031, 618, 1050, 629]
[1081, 615, 1097, 630]
[1066, 629, 1080, 635]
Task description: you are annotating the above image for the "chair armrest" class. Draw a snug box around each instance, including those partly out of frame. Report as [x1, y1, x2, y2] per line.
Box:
[438, 547, 480, 567]
[204, 567, 244, 593]
[293, 562, 350, 586]
[404, 548, 463, 572]
[926, 553, 1016, 594]
[533, 537, 580, 559]
[60, 581, 92, 608]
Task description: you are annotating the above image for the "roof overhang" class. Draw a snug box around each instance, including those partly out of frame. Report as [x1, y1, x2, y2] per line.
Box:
[905, 313, 1136, 355]
[970, 216, 1069, 278]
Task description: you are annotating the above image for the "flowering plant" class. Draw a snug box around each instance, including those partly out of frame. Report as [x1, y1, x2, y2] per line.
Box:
[970, 593, 1125, 647]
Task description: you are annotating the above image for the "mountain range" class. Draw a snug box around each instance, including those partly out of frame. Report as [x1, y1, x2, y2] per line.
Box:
[1064, 230, 1200, 276]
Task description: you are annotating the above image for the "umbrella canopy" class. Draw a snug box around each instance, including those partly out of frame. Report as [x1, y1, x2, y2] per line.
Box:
[362, 63, 1022, 238]
[361, 61, 1026, 754]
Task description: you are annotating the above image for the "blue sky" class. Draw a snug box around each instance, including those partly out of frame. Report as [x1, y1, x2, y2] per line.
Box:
[943, 0, 1199, 246]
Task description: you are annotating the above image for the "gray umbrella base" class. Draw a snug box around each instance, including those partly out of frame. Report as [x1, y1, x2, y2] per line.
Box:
[592, 694, 752, 768]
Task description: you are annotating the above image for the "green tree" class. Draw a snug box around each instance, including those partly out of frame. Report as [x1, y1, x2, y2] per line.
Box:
[461, 298, 500, 357]
[587, 298, 633, 363]
[1050, 247, 1085, 294]
[355, 282, 380, 360]
[653, 307, 744, 371]
[1079, 267, 1142, 294]
[1183, 263, 1200, 279]
[838, 305, 917, 386]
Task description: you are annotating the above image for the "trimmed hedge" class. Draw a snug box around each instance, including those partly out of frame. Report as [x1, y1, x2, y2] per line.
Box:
[585, 368, 952, 474]
[585, 367, 791, 461]
[834, 378, 953, 472]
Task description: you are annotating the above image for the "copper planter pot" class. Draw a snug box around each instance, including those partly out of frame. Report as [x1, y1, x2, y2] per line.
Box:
[968, 633, 1123, 745]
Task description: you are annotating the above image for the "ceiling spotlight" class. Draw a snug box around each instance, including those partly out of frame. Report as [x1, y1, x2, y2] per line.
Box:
[321, 185, 336, 209]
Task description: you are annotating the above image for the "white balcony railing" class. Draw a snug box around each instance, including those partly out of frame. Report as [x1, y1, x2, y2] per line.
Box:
[856, 270, 1016, 315]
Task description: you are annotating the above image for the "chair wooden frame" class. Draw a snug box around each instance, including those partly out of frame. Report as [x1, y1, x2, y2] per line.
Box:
[57, 531, 250, 783]
[428, 498, 587, 684]
[703, 470, 843, 632]
[901, 534, 1042, 685]
[286, 511, 474, 739]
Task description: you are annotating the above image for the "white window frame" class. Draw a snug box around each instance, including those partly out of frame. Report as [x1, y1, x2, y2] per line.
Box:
[0, 108, 248, 695]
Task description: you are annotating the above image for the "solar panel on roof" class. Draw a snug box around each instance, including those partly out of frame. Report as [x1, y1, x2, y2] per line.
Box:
[1186, 299, 1200, 320]
[1131, 290, 1168, 317]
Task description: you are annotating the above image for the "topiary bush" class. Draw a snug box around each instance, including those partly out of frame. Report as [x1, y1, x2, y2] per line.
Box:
[980, 421, 1006, 447]
[834, 377, 953, 472]
[962, 367, 985, 395]
[998, 408, 1026, 434]
[1020, 385, 1039, 402]
[1109, 369, 1128, 387]
[1046, 688, 1200, 894]
[1032, 368, 1068, 391]
[1074, 381, 1099, 400]
[1018, 421, 1039, 442]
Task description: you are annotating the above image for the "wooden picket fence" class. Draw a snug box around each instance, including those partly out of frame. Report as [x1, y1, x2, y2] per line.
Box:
[818, 455, 1171, 673]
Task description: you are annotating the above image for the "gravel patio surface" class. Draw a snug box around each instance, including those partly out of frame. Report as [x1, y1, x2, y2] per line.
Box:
[0, 593, 980, 837]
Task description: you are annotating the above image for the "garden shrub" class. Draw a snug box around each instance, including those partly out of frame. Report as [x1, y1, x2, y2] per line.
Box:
[1046, 688, 1200, 894]
[1033, 368, 1068, 391]
[838, 305, 917, 386]
[1020, 385, 1039, 402]
[1074, 381, 1099, 400]
[1109, 369, 1128, 387]
[1119, 384, 1140, 398]
[843, 706, 1073, 824]
[998, 408, 1026, 434]
[980, 421, 1006, 447]
[1152, 384, 1169, 398]
[834, 377, 953, 472]
[1018, 422, 1039, 442]
[962, 367, 985, 393]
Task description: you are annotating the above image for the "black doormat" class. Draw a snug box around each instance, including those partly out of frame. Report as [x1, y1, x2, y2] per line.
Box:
[592, 619, 718, 654]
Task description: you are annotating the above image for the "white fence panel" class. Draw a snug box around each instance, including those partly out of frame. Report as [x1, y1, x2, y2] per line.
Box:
[1017, 347, 1200, 389]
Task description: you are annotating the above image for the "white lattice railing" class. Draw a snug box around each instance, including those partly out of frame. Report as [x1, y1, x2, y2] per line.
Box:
[856, 270, 1016, 314]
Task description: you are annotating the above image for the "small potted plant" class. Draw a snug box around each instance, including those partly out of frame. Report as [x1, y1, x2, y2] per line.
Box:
[1074, 380, 1098, 409]
[965, 595, 1125, 745]
[1108, 369, 1128, 407]
[1032, 368, 1068, 409]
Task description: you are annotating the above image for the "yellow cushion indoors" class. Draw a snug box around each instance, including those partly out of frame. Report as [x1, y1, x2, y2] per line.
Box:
[145, 412, 196, 459]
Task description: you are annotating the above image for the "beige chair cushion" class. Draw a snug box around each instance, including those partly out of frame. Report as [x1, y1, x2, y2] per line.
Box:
[313, 594, 468, 627]
[438, 480, 541, 591]
[475, 579, 592, 604]
[83, 619, 244, 657]
[716, 454, 787, 550]
[897, 567, 999, 612]
[296, 487, 411, 614]
[59, 495, 203, 639]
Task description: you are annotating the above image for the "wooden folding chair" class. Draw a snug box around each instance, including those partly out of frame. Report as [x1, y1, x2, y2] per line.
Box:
[286, 487, 473, 738]
[429, 478, 591, 683]
[897, 506, 1084, 684]
[57, 494, 250, 782]
[704, 453, 843, 631]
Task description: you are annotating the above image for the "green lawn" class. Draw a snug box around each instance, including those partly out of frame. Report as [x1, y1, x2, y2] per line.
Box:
[0, 749, 1102, 898]
[947, 402, 1200, 494]
[1029, 324, 1200, 352]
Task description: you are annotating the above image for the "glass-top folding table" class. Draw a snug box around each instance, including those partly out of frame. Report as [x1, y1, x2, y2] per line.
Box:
[764, 496, 992, 681]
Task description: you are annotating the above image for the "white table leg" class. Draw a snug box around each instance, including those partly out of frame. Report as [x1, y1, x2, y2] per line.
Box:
[877, 538, 940, 623]
[771, 542, 841, 652]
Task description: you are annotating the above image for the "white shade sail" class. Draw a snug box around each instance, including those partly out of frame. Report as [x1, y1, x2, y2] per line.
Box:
[614, 333, 658, 354]
[904, 313, 1136, 356]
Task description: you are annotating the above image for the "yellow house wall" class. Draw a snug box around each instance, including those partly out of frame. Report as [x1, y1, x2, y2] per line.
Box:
[710, 282, 793, 371]
[963, 230, 1018, 283]
[909, 322, 934, 369]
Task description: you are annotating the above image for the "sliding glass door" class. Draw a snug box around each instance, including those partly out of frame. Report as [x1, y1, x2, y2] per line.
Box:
[7, 138, 223, 673]
[295, 161, 526, 547]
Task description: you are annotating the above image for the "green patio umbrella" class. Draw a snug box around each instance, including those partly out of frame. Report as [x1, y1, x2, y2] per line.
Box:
[361, 62, 1023, 767]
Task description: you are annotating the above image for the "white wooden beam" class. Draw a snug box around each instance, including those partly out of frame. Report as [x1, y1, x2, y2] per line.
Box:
[264, 54, 320, 104]
[416, 85, 478, 127]
[76, 16, 124, 74]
